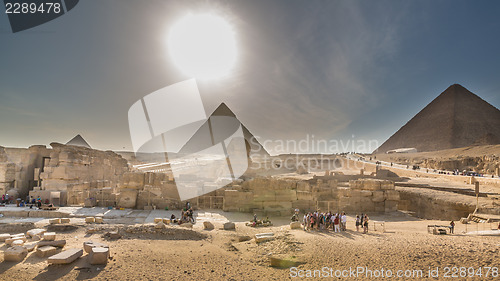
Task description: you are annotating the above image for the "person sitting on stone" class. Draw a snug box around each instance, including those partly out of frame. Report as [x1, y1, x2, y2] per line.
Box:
[187, 208, 195, 223]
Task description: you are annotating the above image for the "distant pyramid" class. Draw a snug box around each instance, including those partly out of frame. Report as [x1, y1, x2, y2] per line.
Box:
[179, 103, 269, 157]
[66, 134, 91, 149]
[376, 84, 500, 153]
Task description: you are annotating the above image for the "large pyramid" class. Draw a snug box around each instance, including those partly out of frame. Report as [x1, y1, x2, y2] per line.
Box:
[376, 84, 500, 153]
[179, 103, 269, 157]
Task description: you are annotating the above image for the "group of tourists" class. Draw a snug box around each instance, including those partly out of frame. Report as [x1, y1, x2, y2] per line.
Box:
[1, 194, 11, 204]
[301, 211, 370, 234]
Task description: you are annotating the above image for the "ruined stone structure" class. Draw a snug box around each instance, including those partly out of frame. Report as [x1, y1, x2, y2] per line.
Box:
[37, 143, 129, 206]
[0, 145, 51, 199]
[0, 146, 15, 196]
[116, 172, 181, 209]
[2, 141, 400, 215]
[217, 177, 398, 215]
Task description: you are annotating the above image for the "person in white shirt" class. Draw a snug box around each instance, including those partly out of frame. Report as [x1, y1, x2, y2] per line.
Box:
[341, 213, 347, 231]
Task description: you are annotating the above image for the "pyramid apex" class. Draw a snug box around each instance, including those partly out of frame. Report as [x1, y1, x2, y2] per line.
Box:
[66, 134, 91, 148]
[211, 102, 236, 117]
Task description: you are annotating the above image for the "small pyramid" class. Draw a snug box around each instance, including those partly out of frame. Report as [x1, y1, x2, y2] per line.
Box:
[66, 134, 91, 149]
[376, 84, 500, 153]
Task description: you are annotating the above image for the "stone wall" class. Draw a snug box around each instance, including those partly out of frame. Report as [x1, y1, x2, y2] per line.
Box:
[117, 172, 182, 210]
[38, 143, 129, 206]
[220, 177, 398, 216]
[0, 146, 15, 196]
[0, 145, 51, 198]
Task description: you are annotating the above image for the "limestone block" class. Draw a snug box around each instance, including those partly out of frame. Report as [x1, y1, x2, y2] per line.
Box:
[154, 218, 162, 223]
[380, 181, 395, 190]
[3, 246, 28, 262]
[372, 191, 385, 203]
[237, 235, 251, 242]
[106, 231, 121, 239]
[31, 234, 42, 241]
[384, 200, 398, 212]
[162, 218, 170, 224]
[290, 221, 302, 229]
[6, 236, 26, 245]
[85, 217, 95, 223]
[0, 233, 11, 241]
[339, 188, 351, 197]
[223, 222, 235, 230]
[384, 190, 400, 201]
[49, 218, 61, 224]
[262, 201, 292, 210]
[203, 221, 214, 230]
[296, 191, 313, 201]
[24, 242, 37, 252]
[83, 241, 109, 254]
[43, 232, 56, 241]
[297, 182, 311, 192]
[338, 200, 351, 211]
[89, 247, 109, 265]
[12, 240, 24, 246]
[36, 246, 58, 257]
[37, 240, 67, 248]
[253, 191, 276, 202]
[313, 189, 335, 200]
[362, 180, 381, 191]
[349, 180, 362, 189]
[122, 172, 144, 189]
[155, 222, 166, 229]
[27, 229, 46, 238]
[60, 218, 70, 223]
[117, 188, 138, 208]
[47, 248, 83, 264]
[94, 217, 104, 224]
[254, 233, 274, 243]
[274, 190, 297, 201]
[360, 190, 373, 197]
[374, 202, 385, 213]
[328, 180, 338, 188]
[350, 190, 361, 198]
[292, 200, 312, 211]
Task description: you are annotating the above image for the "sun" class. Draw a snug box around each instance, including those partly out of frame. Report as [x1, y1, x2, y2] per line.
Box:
[168, 14, 237, 80]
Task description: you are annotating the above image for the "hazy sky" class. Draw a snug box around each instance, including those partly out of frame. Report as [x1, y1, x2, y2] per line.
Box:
[1, 0, 500, 154]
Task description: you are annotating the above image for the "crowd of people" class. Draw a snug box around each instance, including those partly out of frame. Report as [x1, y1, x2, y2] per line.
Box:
[301, 211, 370, 234]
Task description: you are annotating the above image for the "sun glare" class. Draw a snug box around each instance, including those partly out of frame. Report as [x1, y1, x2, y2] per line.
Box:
[168, 14, 237, 80]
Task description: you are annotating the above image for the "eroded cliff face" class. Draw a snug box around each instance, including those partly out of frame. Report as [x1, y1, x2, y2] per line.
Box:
[389, 155, 500, 175]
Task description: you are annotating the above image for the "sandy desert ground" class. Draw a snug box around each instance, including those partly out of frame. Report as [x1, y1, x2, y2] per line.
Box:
[1, 211, 499, 281]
